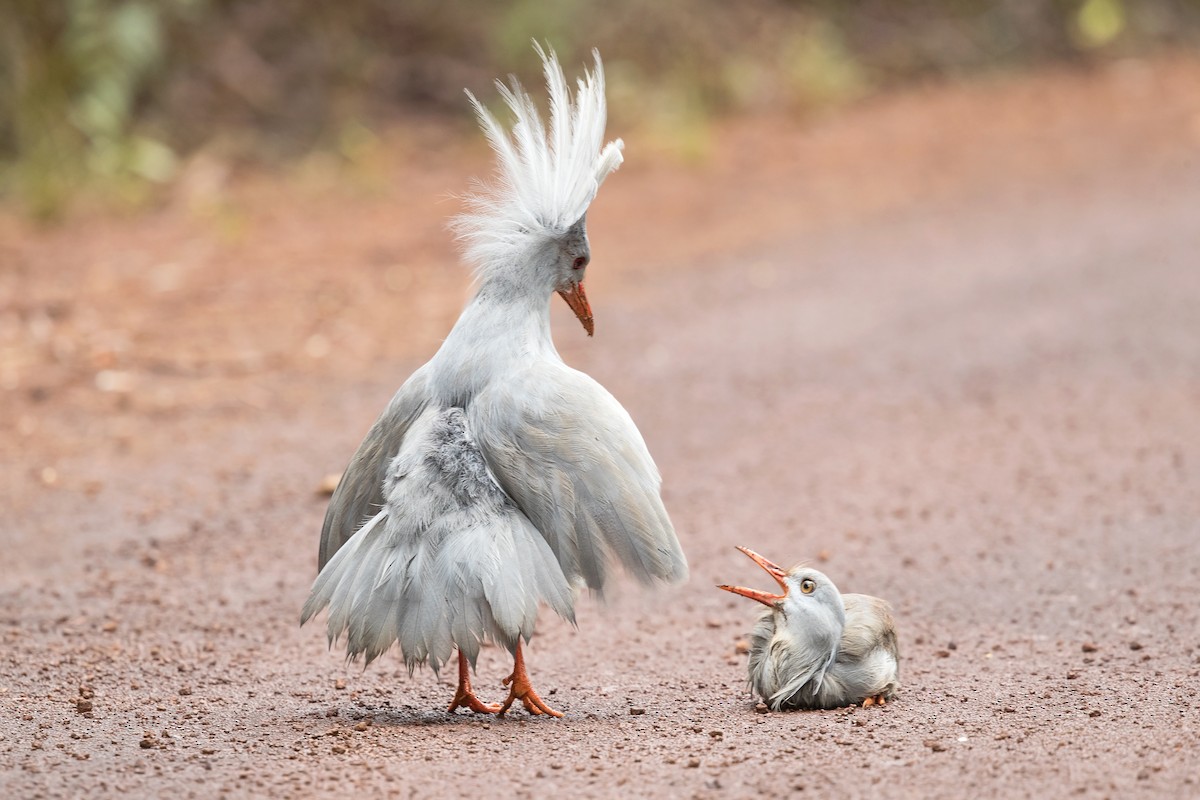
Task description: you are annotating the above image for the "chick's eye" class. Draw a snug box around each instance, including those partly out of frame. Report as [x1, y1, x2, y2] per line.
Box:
[571, 256, 588, 270]
[800, 579, 816, 594]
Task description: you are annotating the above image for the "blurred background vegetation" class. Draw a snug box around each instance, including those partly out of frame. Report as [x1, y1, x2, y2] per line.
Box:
[3, 0, 1198, 218]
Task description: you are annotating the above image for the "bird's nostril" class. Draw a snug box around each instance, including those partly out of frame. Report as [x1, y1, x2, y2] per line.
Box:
[572, 256, 587, 270]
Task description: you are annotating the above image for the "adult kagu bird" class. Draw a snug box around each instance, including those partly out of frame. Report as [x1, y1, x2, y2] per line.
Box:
[719, 547, 899, 710]
[301, 46, 687, 718]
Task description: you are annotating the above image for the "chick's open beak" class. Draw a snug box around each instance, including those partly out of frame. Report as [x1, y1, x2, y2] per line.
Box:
[717, 546, 790, 607]
[557, 282, 594, 337]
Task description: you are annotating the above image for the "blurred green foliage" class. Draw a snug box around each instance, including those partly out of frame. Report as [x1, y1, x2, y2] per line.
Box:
[2, 0, 199, 216]
[2, 0, 1198, 217]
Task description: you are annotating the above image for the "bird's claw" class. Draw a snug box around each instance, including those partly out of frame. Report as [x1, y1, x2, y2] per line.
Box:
[494, 640, 563, 718]
[861, 694, 887, 708]
[497, 679, 563, 718]
[448, 689, 502, 714]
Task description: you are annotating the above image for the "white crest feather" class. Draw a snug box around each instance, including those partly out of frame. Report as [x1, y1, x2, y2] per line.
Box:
[453, 44, 624, 270]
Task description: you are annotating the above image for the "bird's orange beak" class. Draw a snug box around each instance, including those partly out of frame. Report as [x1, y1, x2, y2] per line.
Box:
[717, 546, 789, 607]
[557, 282, 594, 337]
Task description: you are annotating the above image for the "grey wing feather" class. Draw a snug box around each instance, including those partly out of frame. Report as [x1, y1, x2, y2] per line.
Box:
[470, 363, 687, 593]
[823, 593, 901, 705]
[840, 594, 900, 664]
[318, 366, 431, 570]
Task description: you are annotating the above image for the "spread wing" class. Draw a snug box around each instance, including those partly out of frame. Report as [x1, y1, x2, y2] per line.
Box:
[469, 362, 687, 593]
[317, 365, 431, 570]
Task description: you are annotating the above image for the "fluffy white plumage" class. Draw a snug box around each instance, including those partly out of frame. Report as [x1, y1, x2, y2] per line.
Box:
[453, 44, 624, 274]
[304, 406, 575, 673]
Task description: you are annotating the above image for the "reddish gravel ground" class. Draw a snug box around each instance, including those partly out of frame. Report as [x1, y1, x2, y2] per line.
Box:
[2, 55, 1200, 799]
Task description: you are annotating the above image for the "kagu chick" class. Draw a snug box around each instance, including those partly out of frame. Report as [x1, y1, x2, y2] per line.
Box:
[719, 547, 900, 710]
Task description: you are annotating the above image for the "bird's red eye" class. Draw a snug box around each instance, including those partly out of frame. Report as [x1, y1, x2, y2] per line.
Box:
[572, 256, 587, 270]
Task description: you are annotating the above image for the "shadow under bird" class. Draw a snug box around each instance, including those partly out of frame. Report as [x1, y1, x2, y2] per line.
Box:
[719, 547, 899, 710]
[300, 46, 687, 717]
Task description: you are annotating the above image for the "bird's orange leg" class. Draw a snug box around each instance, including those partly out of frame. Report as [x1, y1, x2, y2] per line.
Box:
[447, 650, 501, 714]
[498, 641, 563, 718]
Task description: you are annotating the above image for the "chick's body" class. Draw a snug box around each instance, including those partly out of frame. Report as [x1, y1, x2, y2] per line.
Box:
[747, 588, 899, 710]
[720, 548, 899, 711]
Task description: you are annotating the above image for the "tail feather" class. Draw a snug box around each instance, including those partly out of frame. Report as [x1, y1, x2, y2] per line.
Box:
[300, 507, 574, 673]
[301, 511, 386, 632]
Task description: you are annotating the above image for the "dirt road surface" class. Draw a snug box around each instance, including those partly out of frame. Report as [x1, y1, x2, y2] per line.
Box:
[3, 56, 1200, 798]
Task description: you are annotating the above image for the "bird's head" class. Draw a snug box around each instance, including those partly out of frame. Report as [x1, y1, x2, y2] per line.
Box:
[719, 546, 846, 635]
[452, 44, 622, 338]
[547, 215, 593, 336]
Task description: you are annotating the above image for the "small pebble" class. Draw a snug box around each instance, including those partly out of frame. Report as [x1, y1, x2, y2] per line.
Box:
[733, 639, 750, 655]
[1129, 641, 1144, 651]
[139, 737, 155, 749]
[331, 745, 346, 755]
[334, 678, 346, 690]
[1089, 710, 1101, 718]
[178, 686, 192, 696]
[754, 702, 769, 714]
[686, 758, 700, 768]
[1081, 642, 1098, 653]
[924, 739, 947, 752]
[629, 707, 645, 716]
[75, 699, 93, 713]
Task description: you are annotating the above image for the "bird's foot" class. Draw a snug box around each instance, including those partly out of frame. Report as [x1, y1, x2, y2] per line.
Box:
[497, 641, 563, 718]
[861, 694, 887, 708]
[447, 650, 501, 714]
[448, 686, 501, 714]
[498, 672, 562, 717]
